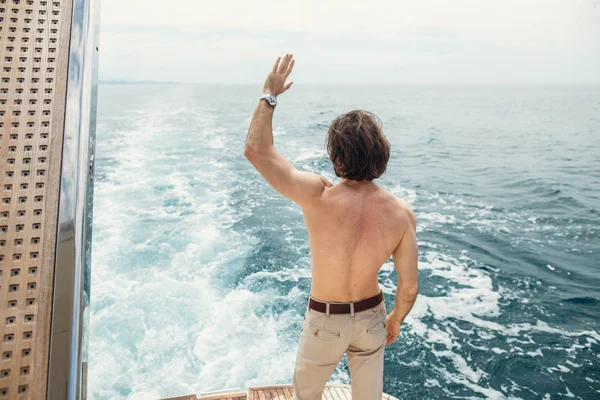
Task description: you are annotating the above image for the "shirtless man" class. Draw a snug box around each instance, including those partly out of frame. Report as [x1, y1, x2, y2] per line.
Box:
[243, 54, 419, 400]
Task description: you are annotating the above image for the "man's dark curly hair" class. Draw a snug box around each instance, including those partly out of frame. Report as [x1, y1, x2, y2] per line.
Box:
[325, 110, 391, 181]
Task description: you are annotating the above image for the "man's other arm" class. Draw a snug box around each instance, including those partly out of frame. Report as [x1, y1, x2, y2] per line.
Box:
[386, 202, 419, 345]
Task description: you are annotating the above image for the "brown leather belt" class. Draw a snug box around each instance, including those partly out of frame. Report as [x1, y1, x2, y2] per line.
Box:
[309, 291, 384, 314]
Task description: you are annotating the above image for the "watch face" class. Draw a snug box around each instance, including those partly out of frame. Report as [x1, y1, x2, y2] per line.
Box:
[268, 95, 277, 106]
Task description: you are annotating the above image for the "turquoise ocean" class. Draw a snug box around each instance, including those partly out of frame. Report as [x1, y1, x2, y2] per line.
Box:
[89, 84, 600, 399]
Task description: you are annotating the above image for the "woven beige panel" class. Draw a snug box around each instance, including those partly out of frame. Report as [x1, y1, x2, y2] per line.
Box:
[0, 0, 73, 398]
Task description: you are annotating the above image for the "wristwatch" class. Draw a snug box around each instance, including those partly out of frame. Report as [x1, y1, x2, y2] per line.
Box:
[260, 93, 277, 107]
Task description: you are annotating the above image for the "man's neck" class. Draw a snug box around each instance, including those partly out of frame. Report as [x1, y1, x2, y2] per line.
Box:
[341, 178, 375, 188]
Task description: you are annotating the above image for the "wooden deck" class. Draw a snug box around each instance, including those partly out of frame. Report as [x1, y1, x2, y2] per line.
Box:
[161, 383, 399, 400]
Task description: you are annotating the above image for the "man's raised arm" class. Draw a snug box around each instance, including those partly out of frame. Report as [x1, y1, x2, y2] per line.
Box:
[243, 54, 331, 208]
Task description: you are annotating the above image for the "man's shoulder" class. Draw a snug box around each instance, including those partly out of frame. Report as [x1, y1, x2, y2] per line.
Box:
[396, 198, 416, 229]
[396, 197, 414, 214]
[380, 190, 415, 226]
[377, 187, 412, 209]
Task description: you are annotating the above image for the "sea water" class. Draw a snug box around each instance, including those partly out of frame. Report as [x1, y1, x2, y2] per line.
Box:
[89, 84, 600, 399]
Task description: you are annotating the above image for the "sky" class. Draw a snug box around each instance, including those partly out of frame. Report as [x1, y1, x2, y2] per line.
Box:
[98, 0, 600, 84]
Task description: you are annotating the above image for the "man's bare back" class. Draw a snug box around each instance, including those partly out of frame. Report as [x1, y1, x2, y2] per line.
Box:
[302, 179, 414, 303]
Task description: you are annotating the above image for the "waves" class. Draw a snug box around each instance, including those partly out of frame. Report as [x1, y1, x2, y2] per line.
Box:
[89, 84, 600, 400]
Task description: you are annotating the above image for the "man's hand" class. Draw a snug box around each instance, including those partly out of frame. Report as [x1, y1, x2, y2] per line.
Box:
[385, 310, 402, 345]
[263, 53, 295, 96]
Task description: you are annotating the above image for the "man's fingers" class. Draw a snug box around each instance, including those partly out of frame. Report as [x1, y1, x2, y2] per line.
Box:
[386, 328, 398, 345]
[277, 54, 289, 73]
[278, 53, 292, 74]
[284, 81, 294, 92]
[272, 57, 281, 73]
[285, 59, 295, 77]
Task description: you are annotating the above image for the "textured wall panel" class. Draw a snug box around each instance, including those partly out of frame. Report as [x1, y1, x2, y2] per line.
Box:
[0, 0, 73, 398]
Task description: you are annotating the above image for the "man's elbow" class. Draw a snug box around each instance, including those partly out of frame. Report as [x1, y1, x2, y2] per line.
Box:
[243, 144, 269, 158]
[243, 146, 257, 159]
[400, 283, 419, 302]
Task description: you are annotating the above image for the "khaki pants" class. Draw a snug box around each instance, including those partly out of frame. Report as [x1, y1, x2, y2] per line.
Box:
[292, 297, 388, 400]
